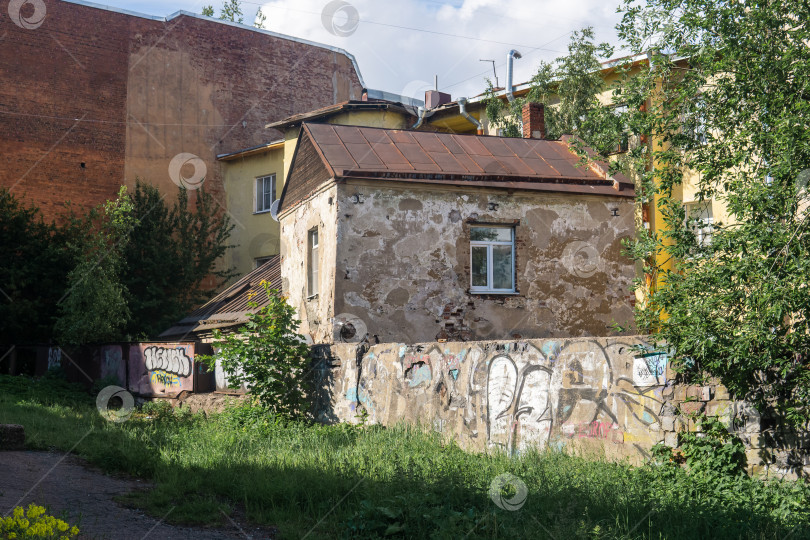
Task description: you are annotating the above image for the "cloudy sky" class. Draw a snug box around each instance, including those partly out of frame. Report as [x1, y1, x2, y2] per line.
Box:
[95, 0, 627, 101]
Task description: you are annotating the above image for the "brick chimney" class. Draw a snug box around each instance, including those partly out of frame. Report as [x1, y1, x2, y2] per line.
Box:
[522, 102, 545, 139]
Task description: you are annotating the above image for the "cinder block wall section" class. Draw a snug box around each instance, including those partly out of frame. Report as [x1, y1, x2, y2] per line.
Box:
[661, 383, 810, 479]
[0, 0, 363, 221]
[312, 337, 810, 478]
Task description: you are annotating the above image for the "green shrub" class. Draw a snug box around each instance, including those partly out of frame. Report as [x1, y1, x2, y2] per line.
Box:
[140, 400, 175, 421]
[1, 504, 79, 539]
[679, 414, 748, 477]
[199, 281, 311, 420]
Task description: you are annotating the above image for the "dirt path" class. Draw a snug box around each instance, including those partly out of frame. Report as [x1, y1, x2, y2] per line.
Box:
[0, 451, 273, 540]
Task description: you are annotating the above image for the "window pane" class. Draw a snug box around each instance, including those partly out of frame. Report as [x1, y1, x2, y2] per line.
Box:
[256, 179, 263, 211]
[471, 227, 512, 242]
[308, 228, 319, 296]
[263, 178, 273, 211]
[471, 246, 488, 287]
[492, 245, 513, 290]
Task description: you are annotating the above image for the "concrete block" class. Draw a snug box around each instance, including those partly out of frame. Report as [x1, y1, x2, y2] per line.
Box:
[746, 448, 765, 465]
[679, 401, 705, 415]
[661, 416, 675, 431]
[750, 464, 767, 477]
[0, 424, 25, 450]
[706, 401, 731, 417]
[673, 386, 687, 401]
[661, 402, 678, 417]
[740, 433, 762, 448]
[715, 386, 730, 400]
[700, 386, 714, 401]
[685, 385, 703, 400]
[744, 420, 761, 434]
[664, 432, 678, 448]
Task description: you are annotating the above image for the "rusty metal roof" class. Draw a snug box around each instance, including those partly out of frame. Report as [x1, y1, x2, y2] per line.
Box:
[299, 123, 634, 197]
[159, 256, 281, 339]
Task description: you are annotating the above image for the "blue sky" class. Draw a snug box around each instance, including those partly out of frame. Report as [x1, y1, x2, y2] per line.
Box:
[88, 0, 625, 100]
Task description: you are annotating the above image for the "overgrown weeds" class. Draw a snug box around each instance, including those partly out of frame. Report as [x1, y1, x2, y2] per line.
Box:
[1, 374, 809, 539]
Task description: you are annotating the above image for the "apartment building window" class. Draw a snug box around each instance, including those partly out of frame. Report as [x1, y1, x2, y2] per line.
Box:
[307, 228, 319, 297]
[470, 226, 515, 293]
[254, 256, 273, 269]
[255, 174, 276, 213]
[612, 104, 630, 153]
[686, 202, 714, 246]
[682, 99, 708, 147]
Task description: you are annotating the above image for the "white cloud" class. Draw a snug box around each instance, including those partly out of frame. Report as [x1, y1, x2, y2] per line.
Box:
[256, 0, 627, 102]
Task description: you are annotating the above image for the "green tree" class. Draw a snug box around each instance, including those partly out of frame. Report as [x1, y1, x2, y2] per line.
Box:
[200, 282, 312, 419]
[618, 0, 810, 422]
[202, 0, 244, 24]
[254, 8, 267, 29]
[0, 190, 82, 344]
[484, 28, 626, 157]
[55, 187, 136, 345]
[121, 181, 235, 339]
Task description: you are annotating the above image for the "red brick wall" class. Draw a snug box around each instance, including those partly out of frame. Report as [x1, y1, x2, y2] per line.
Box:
[0, 0, 363, 221]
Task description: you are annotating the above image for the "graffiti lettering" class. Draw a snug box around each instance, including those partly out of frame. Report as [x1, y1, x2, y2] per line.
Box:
[487, 355, 553, 454]
[349, 338, 664, 459]
[561, 421, 624, 444]
[433, 418, 447, 433]
[149, 370, 180, 387]
[144, 346, 192, 378]
[47, 347, 61, 370]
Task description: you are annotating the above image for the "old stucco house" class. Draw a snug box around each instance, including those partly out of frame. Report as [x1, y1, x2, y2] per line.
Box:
[278, 122, 637, 344]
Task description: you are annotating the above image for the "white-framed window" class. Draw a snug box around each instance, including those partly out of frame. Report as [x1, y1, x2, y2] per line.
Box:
[682, 99, 708, 147]
[686, 202, 714, 246]
[255, 174, 276, 213]
[307, 228, 319, 298]
[254, 256, 273, 269]
[470, 226, 515, 293]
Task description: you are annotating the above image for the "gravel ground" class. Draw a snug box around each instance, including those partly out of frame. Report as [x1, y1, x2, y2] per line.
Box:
[0, 450, 275, 540]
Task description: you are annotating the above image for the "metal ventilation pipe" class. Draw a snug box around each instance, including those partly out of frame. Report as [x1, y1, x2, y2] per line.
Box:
[506, 49, 522, 102]
[457, 97, 483, 134]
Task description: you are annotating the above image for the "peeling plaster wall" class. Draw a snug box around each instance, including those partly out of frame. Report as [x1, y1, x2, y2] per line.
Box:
[319, 336, 665, 462]
[334, 181, 635, 343]
[280, 185, 339, 343]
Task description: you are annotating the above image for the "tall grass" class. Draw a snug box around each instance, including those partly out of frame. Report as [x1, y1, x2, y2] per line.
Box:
[1, 374, 809, 539]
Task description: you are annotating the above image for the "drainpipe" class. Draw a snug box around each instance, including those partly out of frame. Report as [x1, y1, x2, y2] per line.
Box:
[458, 97, 483, 135]
[506, 49, 522, 102]
[412, 106, 428, 129]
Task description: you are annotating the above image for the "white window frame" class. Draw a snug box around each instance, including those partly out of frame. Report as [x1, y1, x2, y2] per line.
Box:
[307, 227, 319, 298]
[686, 202, 714, 247]
[469, 226, 516, 294]
[255, 174, 276, 214]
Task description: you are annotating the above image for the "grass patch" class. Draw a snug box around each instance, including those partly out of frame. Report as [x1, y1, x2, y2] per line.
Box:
[1, 374, 809, 538]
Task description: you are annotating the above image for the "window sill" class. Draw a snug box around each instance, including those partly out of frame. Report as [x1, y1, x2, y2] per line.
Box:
[469, 290, 520, 296]
[253, 209, 272, 215]
[306, 294, 319, 301]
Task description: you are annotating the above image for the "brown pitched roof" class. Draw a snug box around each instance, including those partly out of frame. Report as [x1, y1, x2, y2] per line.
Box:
[159, 256, 281, 340]
[278, 123, 634, 213]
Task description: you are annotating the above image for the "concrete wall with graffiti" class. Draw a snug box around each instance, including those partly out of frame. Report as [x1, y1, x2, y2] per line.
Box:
[317, 336, 667, 461]
[128, 343, 195, 397]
